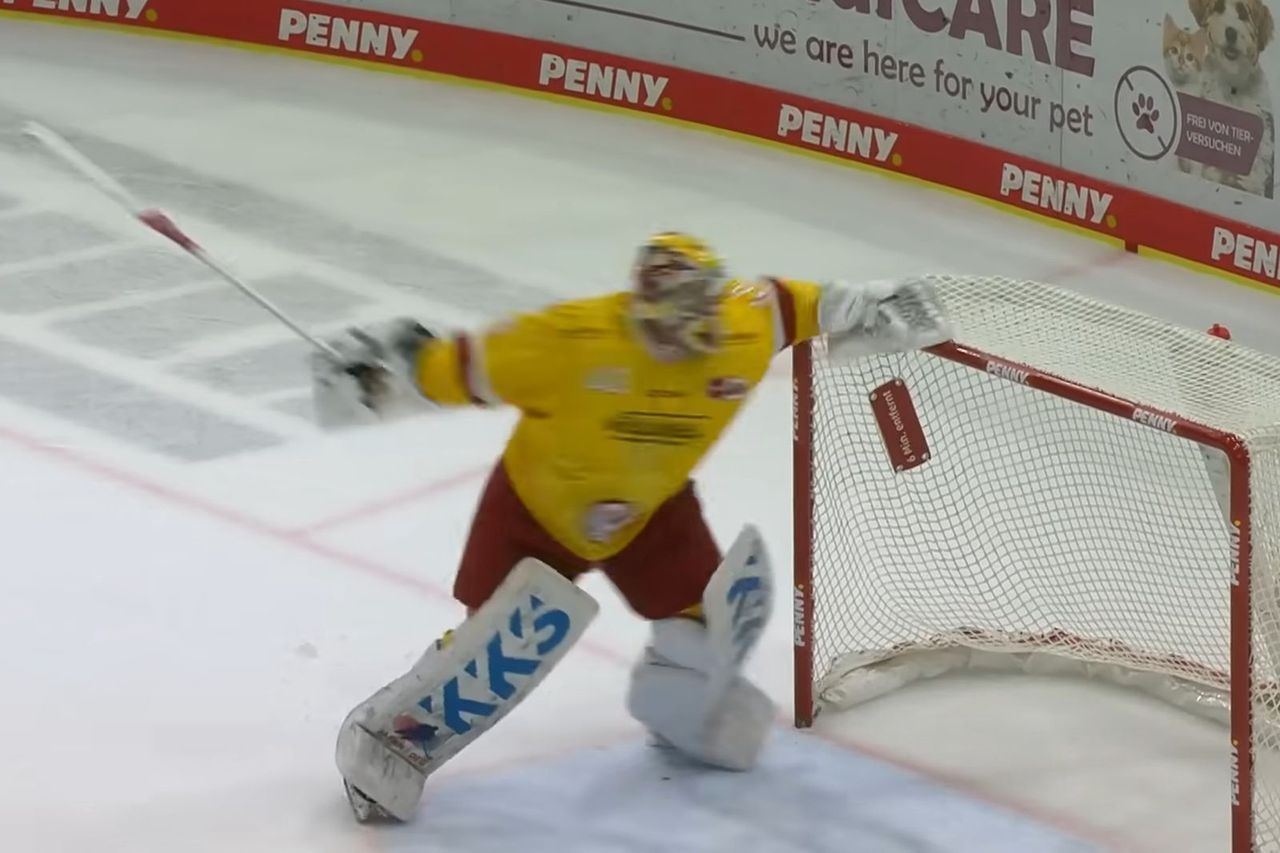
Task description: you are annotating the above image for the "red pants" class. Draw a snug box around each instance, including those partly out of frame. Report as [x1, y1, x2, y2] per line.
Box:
[453, 462, 722, 620]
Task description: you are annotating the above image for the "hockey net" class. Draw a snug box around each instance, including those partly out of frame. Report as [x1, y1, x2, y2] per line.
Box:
[792, 275, 1280, 851]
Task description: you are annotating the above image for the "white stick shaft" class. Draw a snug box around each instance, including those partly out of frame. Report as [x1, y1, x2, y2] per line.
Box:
[23, 122, 341, 359]
[23, 121, 144, 213]
[192, 246, 342, 358]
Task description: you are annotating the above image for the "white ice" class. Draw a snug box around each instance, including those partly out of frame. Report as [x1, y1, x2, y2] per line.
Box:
[1, 17, 1278, 853]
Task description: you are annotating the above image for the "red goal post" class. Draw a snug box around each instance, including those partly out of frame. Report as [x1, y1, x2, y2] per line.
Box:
[791, 275, 1280, 851]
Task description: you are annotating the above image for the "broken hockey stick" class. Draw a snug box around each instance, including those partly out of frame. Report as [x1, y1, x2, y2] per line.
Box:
[22, 121, 342, 360]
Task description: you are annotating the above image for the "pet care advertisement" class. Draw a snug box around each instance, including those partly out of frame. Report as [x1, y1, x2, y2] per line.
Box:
[367, 0, 1278, 228]
[1151, 1, 1275, 199]
[60, 0, 1272, 232]
[734, 0, 1280, 213]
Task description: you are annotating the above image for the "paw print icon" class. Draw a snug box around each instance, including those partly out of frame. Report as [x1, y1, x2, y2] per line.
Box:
[1133, 94, 1161, 133]
[1115, 66, 1179, 161]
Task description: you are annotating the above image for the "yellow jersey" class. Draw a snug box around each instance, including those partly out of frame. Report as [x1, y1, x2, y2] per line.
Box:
[415, 278, 823, 561]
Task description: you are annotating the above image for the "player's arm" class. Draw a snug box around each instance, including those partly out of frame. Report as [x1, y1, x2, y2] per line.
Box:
[762, 276, 953, 358]
[413, 312, 557, 409]
[310, 311, 558, 428]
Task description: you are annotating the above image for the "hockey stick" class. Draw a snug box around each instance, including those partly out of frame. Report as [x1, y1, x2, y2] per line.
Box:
[22, 121, 342, 359]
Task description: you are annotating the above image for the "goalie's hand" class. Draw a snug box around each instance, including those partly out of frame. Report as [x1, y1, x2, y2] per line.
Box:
[819, 277, 953, 361]
[311, 318, 439, 429]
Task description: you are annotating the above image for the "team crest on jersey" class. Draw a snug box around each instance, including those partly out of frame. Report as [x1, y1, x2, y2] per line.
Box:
[584, 501, 639, 543]
[707, 376, 750, 401]
[586, 366, 630, 394]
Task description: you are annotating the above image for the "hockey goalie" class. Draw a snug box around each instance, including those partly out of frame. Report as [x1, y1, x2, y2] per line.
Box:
[311, 232, 953, 821]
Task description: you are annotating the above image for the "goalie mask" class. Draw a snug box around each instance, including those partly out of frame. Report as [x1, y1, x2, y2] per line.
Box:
[631, 232, 726, 359]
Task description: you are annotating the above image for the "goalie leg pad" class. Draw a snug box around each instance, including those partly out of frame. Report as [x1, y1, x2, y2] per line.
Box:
[627, 523, 776, 771]
[336, 718, 429, 822]
[627, 618, 775, 771]
[335, 558, 599, 821]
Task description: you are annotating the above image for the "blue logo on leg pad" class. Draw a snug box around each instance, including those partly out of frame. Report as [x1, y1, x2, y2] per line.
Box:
[726, 554, 769, 664]
[399, 594, 575, 750]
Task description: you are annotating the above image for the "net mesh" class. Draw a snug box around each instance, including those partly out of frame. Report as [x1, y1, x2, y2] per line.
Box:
[804, 275, 1280, 850]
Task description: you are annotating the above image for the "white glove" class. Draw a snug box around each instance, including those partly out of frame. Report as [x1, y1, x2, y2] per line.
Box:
[819, 277, 953, 361]
[311, 318, 440, 429]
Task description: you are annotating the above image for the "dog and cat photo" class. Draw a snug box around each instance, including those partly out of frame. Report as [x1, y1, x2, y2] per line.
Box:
[1163, 0, 1275, 198]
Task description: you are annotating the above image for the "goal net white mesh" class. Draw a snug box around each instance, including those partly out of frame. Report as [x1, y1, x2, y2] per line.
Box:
[798, 275, 1280, 850]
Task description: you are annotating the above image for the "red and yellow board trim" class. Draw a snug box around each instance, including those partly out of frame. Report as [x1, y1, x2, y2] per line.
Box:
[5, 0, 1280, 297]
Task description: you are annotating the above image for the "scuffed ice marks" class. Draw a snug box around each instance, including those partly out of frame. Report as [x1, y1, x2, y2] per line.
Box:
[0, 106, 554, 461]
[0, 247, 214, 314]
[0, 338, 280, 461]
[366, 733, 1101, 853]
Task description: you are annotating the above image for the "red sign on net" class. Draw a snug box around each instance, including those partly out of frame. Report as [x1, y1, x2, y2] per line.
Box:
[869, 379, 931, 473]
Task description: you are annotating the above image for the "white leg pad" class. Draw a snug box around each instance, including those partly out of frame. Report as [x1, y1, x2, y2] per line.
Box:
[625, 524, 776, 770]
[336, 716, 429, 821]
[335, 558, 598, 821]
[627, 618, 775, 771]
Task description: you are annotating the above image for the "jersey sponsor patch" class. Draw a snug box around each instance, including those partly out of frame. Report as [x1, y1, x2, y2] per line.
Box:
[585, 366, 631, 394]
[606, 411, 708, 445]
[707, 376, 750, 401]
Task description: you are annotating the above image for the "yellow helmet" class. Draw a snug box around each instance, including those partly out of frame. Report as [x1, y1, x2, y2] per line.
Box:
[631, 232, 726, 356]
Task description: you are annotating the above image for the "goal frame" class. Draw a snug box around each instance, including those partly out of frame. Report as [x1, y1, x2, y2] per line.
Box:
[791, 337, 1255, 849]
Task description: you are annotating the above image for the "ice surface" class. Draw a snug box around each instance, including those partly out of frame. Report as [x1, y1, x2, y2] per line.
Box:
[1, 15, 1278, 853]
